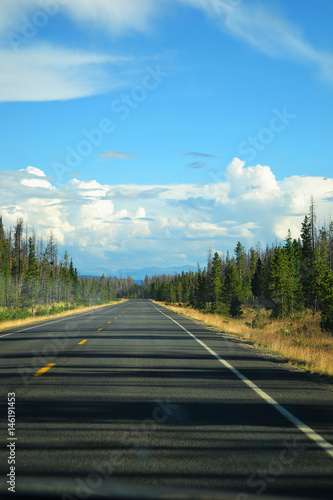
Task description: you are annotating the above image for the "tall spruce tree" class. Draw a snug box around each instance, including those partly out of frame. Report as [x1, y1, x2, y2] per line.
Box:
[300, 215, 315, 311]
[269, 247, 298, 318]
[20, 238, 40, 315]
[319, 262, 333, 332]
[210, 252, 222, 310]
[251, 257, 264, 300]
[222, 260, 241, 308]
[0, 216, 5, 242]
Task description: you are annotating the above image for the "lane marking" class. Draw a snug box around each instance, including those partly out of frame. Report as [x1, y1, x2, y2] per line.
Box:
[98, 328, 103, 331]
[108, 321, 112, 324]
[152, 304, 333, 459]
[34, 363, 55, 377]
[0, 304, 124, 339]
[78, 340, 87, 345]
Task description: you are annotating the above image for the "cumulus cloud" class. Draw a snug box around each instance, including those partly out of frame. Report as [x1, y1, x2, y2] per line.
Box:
[1, 160, 333, 270]
[19, 166, 54, 189]
[68, 178, 110, 198]
[224, 157, 281, 201]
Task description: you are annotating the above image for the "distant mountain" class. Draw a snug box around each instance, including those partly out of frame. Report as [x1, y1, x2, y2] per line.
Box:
[79, 265, 198, 282]
[114, 265, 198, 281]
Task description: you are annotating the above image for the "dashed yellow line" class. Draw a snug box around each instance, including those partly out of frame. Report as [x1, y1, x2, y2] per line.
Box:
[108, 321, 112, 324]
[98, 328, 103, 331]
[34, 363, 55, 377]
[78, 339, 87, 345]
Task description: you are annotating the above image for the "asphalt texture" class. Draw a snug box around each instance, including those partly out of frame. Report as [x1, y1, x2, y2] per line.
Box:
[0, 298, 333, 499]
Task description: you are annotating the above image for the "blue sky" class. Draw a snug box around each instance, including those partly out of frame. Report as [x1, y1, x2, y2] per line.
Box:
[1, 0, 333, 274]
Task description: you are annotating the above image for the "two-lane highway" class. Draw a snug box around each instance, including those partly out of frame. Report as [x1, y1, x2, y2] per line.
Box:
[1, 299, 333, 498]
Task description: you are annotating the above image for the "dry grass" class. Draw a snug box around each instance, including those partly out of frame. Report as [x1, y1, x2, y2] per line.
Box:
[0, 299, 127, 332]
[152, 301, 333, 379]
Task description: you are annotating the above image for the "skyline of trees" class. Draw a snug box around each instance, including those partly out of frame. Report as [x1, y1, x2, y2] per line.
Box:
[136, 205, 333, 332]
[0, 215, 137, 320]
[1, 202, 333, 332]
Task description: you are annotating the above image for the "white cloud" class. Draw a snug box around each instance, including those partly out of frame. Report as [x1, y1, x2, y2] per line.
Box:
[135, 207, 147, 219]
[63, 0, 163, 35]
[225, 157, 281, 201]
[0, 45, 128, 102]
[0, 0, 163, 36]
[181, 0, 333, 84]
[69, 178, 110, 198]
[23, 166, 46, 177]
[1, 0, 331, 103]
[1, 161, 333, 270]
[19, 166, 54, 189]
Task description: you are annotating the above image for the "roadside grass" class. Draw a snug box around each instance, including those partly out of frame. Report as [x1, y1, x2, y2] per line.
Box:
[0, 299, 127, 332]
[152, 301, 333, 379]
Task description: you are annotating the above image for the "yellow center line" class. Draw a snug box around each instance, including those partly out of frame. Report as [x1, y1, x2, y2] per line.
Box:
[78, 340, 87, 345]
[115, 317, 118, 319]
[34, 363, 55, 377]
[108, 321, 112, 324]
[98, 328, 103, 331]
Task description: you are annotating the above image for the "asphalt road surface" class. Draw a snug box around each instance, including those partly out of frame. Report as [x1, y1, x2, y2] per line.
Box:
[1, 299, 333, 499]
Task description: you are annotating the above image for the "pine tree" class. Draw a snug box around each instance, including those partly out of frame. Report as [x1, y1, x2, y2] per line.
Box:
[300, 215, 316, 311]
[230, 295, 243, 318]
[301, 216, 313, 260]
[284, 231, 303, 315]
[309, 195, 317, 252]
[12, 218, 24, 281]
[210, 252, 222, 310]
[207, 248, 212, 292]
[0, 216, 5, 242]
[269, 247, 298, 318]
[235, 241, 245, 281]
[195, 267, 208, 309]
[319, 263, 333, 332]
[20, 238, 40, 315]
[250, 248, 257, 278]
[222, 260, 241, 308]
[251, 257, 264, 300]
[328, 221, 333, 272]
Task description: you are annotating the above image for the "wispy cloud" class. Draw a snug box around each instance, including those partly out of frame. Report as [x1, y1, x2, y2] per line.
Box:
[2, 0, 332, 105]
[95, 151, 141, 161]
[186, 161, 207, 169]
[181, 151, 218, 159]
[184, 0, 333, 84]
[0, 0, 162, 36]
[0, 45, 129, 102]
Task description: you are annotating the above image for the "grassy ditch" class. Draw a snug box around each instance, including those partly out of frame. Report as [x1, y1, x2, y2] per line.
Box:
[152, 301, 333, 379]
[0, 299, 127, 332]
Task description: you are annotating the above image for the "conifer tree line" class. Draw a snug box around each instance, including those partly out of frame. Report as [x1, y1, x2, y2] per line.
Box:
[139, 203, 333, 332]
[0, 215, 135, 320]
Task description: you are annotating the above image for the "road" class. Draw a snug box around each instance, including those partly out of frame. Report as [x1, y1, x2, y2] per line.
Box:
[1, 298, 333, 499]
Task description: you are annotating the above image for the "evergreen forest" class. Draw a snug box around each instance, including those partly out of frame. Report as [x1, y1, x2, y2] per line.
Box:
[138, 208, 333, 333]
[0, 215, 137, 321]
[1, 203, 333, 333]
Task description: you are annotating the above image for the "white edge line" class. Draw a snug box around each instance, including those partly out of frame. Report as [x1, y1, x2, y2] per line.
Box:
[0, 303, 122, 339]
[152, 303, 333, 460]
